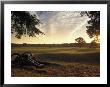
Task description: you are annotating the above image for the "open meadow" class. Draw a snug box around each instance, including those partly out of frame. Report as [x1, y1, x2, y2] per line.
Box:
[11, 47, 100, 77]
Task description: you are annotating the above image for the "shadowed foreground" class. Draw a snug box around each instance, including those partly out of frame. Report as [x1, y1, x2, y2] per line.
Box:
[11, 47, 100, 77]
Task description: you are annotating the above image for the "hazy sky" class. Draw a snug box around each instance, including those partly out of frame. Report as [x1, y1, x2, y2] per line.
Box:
[12, 11, 93, 44]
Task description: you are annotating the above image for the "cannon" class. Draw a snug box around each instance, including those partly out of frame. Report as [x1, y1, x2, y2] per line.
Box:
[11, 52, 44, 67]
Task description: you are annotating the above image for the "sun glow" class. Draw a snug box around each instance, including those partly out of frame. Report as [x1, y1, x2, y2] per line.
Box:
[94, 35, 100, 43]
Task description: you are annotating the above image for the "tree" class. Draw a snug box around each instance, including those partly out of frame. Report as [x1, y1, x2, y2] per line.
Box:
[81, 11, 100, 39]
[75, 37, 86, 47]
[11, 11, 44, 39]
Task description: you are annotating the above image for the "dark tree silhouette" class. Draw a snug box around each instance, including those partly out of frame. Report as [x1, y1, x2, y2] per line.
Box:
[75, 37, 86, 47]
[11, 11, 44, 39]
[81, 11, 100, 38]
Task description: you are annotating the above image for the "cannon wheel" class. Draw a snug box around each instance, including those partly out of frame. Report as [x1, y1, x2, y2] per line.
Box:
[11, 53, 21, 66]
[11, 52, 44, 68]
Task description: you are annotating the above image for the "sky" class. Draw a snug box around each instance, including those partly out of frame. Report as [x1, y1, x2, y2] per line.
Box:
[11, 11, 94, 44]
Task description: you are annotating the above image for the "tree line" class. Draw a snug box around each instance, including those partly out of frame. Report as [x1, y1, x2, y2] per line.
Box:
[11, 43, 99, 48]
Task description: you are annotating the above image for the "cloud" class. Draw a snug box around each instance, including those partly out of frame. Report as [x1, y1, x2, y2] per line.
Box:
[36, 11, 90, 43]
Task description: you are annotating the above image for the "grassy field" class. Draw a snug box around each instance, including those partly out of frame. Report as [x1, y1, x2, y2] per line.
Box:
[11, 47, 100, 77]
